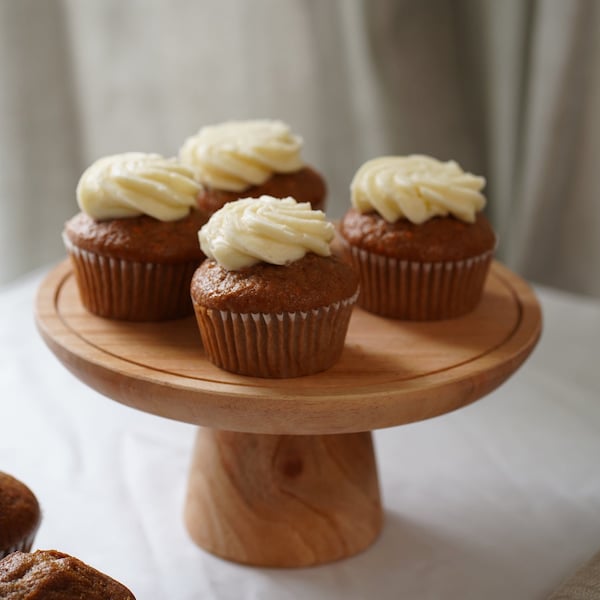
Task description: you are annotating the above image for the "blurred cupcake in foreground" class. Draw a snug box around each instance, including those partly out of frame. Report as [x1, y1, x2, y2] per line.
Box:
[339, 155, 496, 320]
[63, 152, 208, 321]
[191, 196, 358, 378]
[179, 119, 326, 214]
[0, 472, 41, 559]
[0, 550, 135, 599]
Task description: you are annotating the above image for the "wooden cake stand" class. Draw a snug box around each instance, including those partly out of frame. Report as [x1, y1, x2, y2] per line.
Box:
[35, 259, 541, 568]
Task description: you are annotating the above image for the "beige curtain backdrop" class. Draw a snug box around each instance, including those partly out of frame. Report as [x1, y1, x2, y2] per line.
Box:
[1, 0, 599, 297]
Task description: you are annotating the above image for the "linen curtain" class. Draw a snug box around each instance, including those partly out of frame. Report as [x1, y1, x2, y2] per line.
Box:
[1, 0, 598, 297]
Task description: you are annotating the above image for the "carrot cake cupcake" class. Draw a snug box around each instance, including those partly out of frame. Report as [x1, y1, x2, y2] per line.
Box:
[0, 472, 41, 559]
[339, 155, 496, 320]
[191, 195, 358, 377]
[0, 550, 135, 599]
[63, 152, 208, 321]
[179, 119, 326, 214]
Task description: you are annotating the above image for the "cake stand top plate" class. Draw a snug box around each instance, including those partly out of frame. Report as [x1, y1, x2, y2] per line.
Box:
[35, 260, 541, 435]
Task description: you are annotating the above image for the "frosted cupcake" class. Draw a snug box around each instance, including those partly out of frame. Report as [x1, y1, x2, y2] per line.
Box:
[191, 196, 358, 378]
[63, 153, 208, 321]
[339, 155, 496, 320]
[179, 119, 326, 214]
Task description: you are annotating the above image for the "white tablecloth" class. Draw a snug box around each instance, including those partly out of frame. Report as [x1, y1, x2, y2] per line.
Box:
[1, 265, 599, 600]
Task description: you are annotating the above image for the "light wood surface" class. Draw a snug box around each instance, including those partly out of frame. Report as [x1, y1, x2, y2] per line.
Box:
[185, 429, 382, 567]
[35, 259, 541, 567]
[35, 259, 541, 435]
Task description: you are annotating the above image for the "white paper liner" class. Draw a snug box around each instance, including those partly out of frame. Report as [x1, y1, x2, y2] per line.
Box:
[63, 234, 197, 321]
[345, 243, 494, 320]
[193, 290, 358, 378]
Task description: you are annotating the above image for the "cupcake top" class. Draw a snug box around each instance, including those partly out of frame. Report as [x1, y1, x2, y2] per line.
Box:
[0, 472, 41, 555]
[198, 195, 334, 271]
[77, 152, 202, 221]
[192, 252, 358, 314]
[350, 155, 486, 224]
[179, 120, 304, 192]
[0, 550, 135, 599]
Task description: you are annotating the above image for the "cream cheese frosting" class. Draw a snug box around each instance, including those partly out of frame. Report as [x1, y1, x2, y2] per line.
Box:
[350, 155, 486, 224]
[198, 195, 334, 270]
[179, 120, 304, 192]
[77, 152, 201, 221]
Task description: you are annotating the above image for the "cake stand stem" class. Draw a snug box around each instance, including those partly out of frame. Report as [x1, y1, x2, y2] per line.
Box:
[184, 428, 383, 567]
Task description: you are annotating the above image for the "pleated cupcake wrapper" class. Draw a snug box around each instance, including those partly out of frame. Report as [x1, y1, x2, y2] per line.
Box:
[63, 235, 197, 321]
[193, 290, 358, 378]
[0, 528, 38, 559]
[346, 244, 493, 320]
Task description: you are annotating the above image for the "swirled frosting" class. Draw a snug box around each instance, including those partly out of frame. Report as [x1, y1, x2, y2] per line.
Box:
[179, 120, 304, 192]
[350, 155, 486, 224]
[77, 153, 201, 221]
[199, 196, 334, 270]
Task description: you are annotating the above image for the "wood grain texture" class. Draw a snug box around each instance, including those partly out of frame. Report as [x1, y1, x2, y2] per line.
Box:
[35, 259, 541, 567]
[35, 259, 542, 435]
[184, 429, 382, 567]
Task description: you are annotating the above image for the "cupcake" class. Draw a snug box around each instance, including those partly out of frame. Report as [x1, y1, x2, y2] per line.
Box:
[0, 550, 135, 599]
[0, 472, 41, 559]
[339, 155, 496, 320]
[179, 119, 326, 215]
[63, 152, 208, 321]
[191, 196, 358, 378]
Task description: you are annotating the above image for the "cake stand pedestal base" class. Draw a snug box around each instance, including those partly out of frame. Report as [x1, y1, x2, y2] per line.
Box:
[36, 260, 542, 570]
[184, 429, 382, 567]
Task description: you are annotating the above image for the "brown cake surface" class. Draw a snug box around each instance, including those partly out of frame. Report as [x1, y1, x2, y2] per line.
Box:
[0, 473, 41, 558]
[196, 166, 326, 215]
[0, 550, 135, 599]
[340, 208, 496, 262]
[63, 209, 208, 263]
[191, 253, 358, 314]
